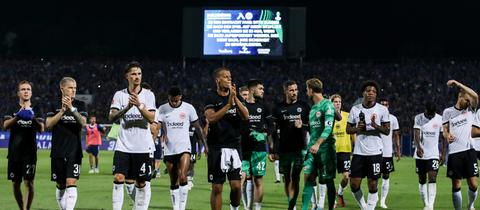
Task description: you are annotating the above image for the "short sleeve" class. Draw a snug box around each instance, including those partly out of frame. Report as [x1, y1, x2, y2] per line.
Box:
[442, 108, 451, 124]
[347, 107, 357, 124]
[189, 104, 199, 122]
[110, 91, 122, 110]
[204, 92, 216, 111]
[392, 115, 400, 130]
[413, 115, 421, 129]
[146, 91, 156, 112]
[473, 111, 480, 128]
[381, 107, 390, 123]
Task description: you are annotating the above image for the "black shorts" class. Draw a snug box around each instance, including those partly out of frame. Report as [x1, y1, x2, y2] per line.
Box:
[51, 157, 82, 182]
[113, 151, 152, 181]
[164, 152, 191, 164]
[447, 149, 479, 179]
[207, 148, 242, 184]
[86, 145, 100, 157]
[381, 157, 395, 174]
[349, 154, 382, 179]
[416, 159, 440, 174]
[154, 143, 163, 160]
[8, 159, 36, 182]
[336, 152, 351, 174]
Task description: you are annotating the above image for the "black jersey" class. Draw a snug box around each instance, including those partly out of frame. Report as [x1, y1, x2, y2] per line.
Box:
[47, 100, 87, 158]
[4, 104, 42, 161]
[204, 89, 244, 149]
[241, 100, 271, 152]
[271, 100, 310, 153]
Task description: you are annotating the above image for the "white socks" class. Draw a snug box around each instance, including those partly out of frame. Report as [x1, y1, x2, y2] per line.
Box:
[274, 160, 281, 181]
[65, 186, 77, 210]
[112, 183, 124, 210]
[230, 204, 240, 210]
[246, 180, 253, 208]
[126, 183, 136, 202]
[144, 182, 152, 209]
[367, 192, 378, 210]
[352, 188, 367, 209]
[134, 184, 150, 210]
[427, 183, 436, 208]
[453, 190, 462, 210]
[179, 184, 189, 210]
[171, 188, 180, 210]
[318, 184, 326, 208]
[254, 202, 262, 210]
[56, 187, 66, 210]
[380, 178, 390, 205]
[338, 183, 346, 196]
[468, 188, 478, 210]
[419, 184, 427, 207]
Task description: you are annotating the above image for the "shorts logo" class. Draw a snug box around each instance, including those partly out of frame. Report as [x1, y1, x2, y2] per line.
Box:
[10, 172, 14, 178]
[209, 174, 213, 181]
[257, 108, 262, 113]
[52, 174, 57, 180]
[297, 107, 302, 113]
[112, 165, 116, 172]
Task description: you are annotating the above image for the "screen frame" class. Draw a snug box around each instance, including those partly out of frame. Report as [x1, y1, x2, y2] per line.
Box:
[201, 7, 288, 60]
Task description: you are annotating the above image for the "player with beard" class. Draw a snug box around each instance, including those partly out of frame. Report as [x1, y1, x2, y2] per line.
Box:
[240, 79, 272, 210]
[346, 81, 390, 210]
[443, 80, 478, 210]
[110, 61, 156, 210]
[204, 67, 249, 210]
[157, 86, 207, 210]
[4, 80, 44, 210]
[301, 78, 336, 210]
[270, 80, 310, 210]
[378, 98, 401, 209]
[414, 101, 444, 210]
[46, 77, 87, 210]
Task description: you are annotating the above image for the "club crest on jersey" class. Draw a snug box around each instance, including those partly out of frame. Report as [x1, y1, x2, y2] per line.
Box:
[316, 111, 321, 118]
[179, 112, 186, 120]
[257, 108, 262, 113]
[432, 124, 438, 129]
[297, 107, 302, 112]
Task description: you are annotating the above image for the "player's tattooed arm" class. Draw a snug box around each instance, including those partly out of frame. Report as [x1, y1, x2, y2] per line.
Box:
[448, 80, 479, 108]
[46, 109, 66, 130]
[108, 106, 132, 122]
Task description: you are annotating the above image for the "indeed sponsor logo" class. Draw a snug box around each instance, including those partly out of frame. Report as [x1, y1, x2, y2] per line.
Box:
[61, 115, 76, 121]
[452, 118, 467, 127]
[310, 121, 322, 127]
[167, 122, 184, 127]
[249, 115, 262, 120]
[226, 108, 237, 115]
[17, 120, 32, 126]
[283, 114, 300, 120]
[124, 113, 143, 120]
[423, 131, 436, 136]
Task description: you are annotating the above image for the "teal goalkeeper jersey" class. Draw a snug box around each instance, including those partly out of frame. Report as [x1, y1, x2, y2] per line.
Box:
[308, 99, 336, 148]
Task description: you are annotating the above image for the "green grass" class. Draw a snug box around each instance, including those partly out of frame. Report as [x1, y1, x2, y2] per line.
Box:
[0, 148, 476, 209]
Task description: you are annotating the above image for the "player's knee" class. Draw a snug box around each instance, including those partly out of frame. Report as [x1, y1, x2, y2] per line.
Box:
[212, 184, 223, 194]
[135, 180, 146, 188]
[382, 174, 389, 180]
[427, 177, 436, 183]
[24, 180, 34, 188]
[114, 174, 125, 182]
[452, 187, 461, 192]
[66, 179, 77, 186]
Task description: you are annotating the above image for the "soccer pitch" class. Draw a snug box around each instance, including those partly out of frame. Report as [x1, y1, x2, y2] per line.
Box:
[0, 149, 476, 209]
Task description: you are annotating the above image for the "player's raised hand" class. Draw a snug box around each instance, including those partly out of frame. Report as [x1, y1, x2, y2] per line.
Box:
[129, 93, 141, 107]
[62, 96, 72, 109]
[447, 80, 458, 87]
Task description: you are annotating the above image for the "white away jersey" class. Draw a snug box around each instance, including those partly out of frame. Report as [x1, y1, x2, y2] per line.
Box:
[110, 88, 156, 153]
[413, 113, 443, 159]
[442, 106, 474, 154]
[472, 110, 480, 151]
[348, 103, 390, 156]
[381, 114, 400, 157]
[157, 102, 198, 156]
